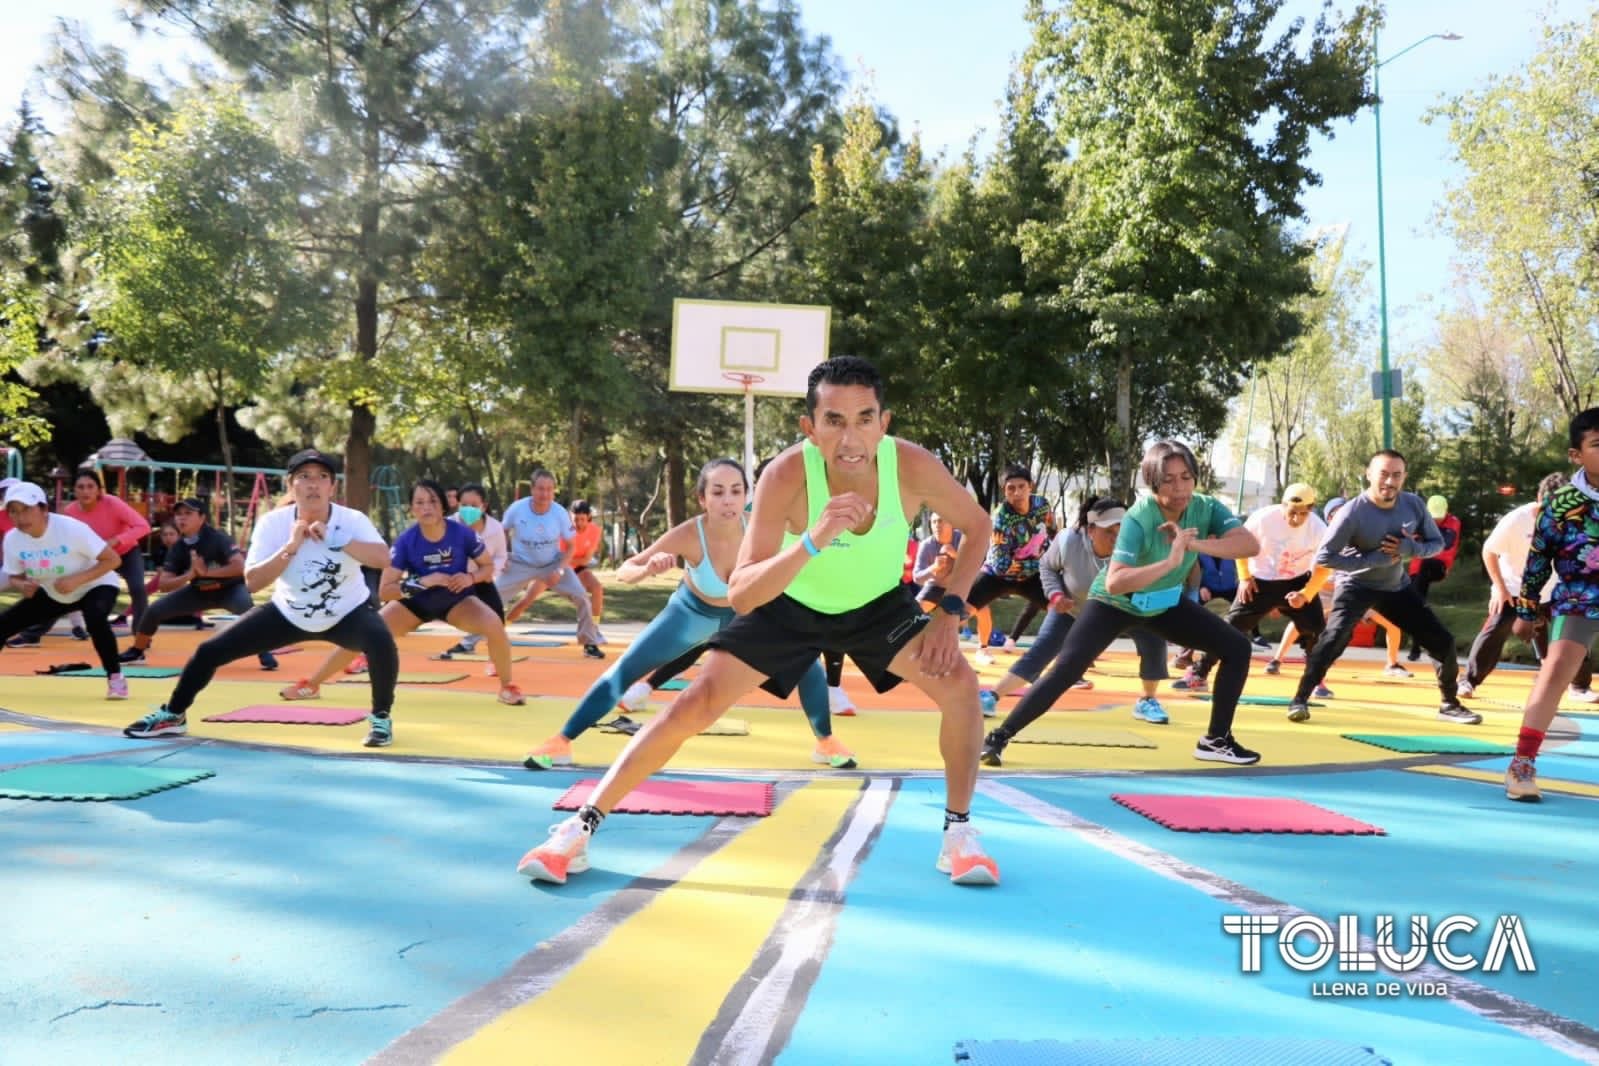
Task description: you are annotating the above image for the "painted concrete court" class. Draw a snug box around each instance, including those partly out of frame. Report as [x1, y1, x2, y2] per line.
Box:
[3, 622, 1597, 1065]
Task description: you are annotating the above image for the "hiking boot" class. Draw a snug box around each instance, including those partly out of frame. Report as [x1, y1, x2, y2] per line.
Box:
[936, 822, 999, 885]
[363, 714, 393, 747]
[517, 815, 592, 884]
[1195, 733, 1261, 765]
[1505, 755, 1540, 802]
[124, 706, 186, 738]
[812, 735, 858, 770]
[524, 735, 574, 770]
[1132, 697, 1169, 724]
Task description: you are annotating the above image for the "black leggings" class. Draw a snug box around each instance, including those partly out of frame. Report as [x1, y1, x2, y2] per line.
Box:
[1193, 573, 1325, 680]
[165, 602, 399, 717]
[967, 572, 1049, 612]
[996, 598, 1252, 739]
[0, 585, 121, 674]
[1298, 582, 1458, 703]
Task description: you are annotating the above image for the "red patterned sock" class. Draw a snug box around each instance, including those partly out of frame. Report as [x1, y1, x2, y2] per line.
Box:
[1516, 727, 1546, 760]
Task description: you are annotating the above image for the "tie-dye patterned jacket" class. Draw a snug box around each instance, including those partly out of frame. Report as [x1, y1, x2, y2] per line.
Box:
[983, 494, 1059, 581]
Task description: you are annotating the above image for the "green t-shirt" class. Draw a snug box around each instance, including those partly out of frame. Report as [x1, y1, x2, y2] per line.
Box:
[1088, 492, 1242, 617]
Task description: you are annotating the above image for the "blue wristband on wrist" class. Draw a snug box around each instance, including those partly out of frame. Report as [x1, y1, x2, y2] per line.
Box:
[801, 532, 821, 557]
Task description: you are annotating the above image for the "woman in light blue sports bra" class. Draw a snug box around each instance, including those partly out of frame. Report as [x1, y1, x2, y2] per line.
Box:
[523, 459, 849, 770]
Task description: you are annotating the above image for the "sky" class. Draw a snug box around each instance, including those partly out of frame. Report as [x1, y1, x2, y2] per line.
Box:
[0, 0, 1585, 366]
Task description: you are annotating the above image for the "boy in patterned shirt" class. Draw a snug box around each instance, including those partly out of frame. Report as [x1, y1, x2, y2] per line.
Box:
[1506, 407, 1599, 801]
[967, 465, 1059, 663]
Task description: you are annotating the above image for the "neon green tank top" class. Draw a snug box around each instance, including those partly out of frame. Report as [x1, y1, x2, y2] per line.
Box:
[783, 436, 910, 614]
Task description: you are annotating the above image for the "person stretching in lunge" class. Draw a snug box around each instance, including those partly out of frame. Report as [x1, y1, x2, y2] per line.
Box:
[1505, 408, 1599, 801]
[521, 458, 853, 771]
[517, 356, 1001, 886]
[123, 450, 401, 747]
[980, 441, 1263, 767]
[1284, 450, 1478, 725]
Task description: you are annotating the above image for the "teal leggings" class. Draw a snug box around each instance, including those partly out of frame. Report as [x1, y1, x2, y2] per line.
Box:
[560, 582, 832, 740]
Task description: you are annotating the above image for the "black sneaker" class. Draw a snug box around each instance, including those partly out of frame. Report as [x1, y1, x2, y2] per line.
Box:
[118, 647, 147, 664]
[583, 644, 605, 660]
[6, 633, 41, 648]
[1438, 702, 1482, 725]
[258, 651, 279, 671]
[1286, 700, 1311, 723]
[1195, 733, 1261, 765]
[1251, 634, 1272, 649]
[1406, 647, 1422, 663]
[1263, 659, 1281, 675]
[444, 641, 471, 655]
[71, 625, 89, 641]
[980, 729, 1009, 767]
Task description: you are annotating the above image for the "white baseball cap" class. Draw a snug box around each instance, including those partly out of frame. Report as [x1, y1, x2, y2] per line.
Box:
[3, 482, 47, 507]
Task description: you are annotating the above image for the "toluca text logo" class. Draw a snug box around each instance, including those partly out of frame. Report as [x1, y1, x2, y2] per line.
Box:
[1223, 914, 1535, 998]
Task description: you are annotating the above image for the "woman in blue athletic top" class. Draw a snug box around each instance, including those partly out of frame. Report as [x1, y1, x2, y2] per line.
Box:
[522, 459, 852, 770]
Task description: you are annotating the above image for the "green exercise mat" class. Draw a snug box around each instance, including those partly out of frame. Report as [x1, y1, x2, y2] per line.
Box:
[59, 666, 182, 679]
[0, 765, 214, 801]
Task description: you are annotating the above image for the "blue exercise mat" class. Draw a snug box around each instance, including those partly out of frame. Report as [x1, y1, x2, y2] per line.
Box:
[954, 1038, 1392, 1065]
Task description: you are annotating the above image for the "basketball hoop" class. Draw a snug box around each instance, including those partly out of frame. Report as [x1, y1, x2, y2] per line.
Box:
[722, 371, 766, 393]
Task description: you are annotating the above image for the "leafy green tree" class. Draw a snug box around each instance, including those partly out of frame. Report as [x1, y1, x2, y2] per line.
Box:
[1019, 0, 1375, 498]
[90, 93, 329, 522]
[1433, 11, 1599, 419]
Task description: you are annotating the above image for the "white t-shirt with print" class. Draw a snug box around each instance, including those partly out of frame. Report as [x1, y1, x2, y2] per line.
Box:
[246, 504, 383, 632]
[1244, 505, 1326, 581]
[3, 513, 123, 605]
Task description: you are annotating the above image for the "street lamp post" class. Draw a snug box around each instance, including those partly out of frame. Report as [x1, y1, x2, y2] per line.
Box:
[1373, 26, 1461, 449]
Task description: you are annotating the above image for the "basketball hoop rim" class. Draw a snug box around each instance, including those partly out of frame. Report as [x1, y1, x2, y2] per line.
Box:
[721, 371, 766, 392]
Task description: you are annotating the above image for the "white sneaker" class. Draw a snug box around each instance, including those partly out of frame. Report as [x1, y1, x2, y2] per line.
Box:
[975, 649, 996, 666]
[1382, 664, 1412, 679]
[618, 680, 652, 713]
[517, 815, 593, 884]
[935, 822, 999, 885]
[828, 684, 857, 717]
[1569, 687, 1599, 704]
[1457, 680, 1476, 699]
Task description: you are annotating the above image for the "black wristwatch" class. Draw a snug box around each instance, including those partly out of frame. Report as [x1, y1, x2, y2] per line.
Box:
[937, 594, 971, 621]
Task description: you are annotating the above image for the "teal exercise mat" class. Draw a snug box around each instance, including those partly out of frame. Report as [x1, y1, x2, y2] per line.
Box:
[0, 765, 214, 802]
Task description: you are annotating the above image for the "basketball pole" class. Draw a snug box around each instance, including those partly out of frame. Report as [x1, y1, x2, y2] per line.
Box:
[743, 383, 756, 478]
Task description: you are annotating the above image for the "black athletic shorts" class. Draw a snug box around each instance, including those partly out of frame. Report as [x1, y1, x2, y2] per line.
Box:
[398, 586, 473, 623]
[707, 584, 930, 697]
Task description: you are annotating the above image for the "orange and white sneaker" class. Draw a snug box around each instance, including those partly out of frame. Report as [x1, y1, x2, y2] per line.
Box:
[497, 684, 526, 706]
[516, 815, 592, 884]
[523, 734, 573, 770]
[280, 679, 320, 701]
[343, 654, 368, 675]
[811, 735, 858, 769]
[936, 822, 999, 886]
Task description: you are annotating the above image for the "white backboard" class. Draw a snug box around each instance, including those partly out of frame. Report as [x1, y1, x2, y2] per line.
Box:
[669, 298, 831, 398]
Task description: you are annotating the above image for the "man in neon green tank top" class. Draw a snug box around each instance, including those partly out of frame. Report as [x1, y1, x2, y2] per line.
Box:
[518, 356, 1004, 886]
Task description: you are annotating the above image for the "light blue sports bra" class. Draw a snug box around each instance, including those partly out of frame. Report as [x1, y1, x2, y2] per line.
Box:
[685, 515, 742, 600]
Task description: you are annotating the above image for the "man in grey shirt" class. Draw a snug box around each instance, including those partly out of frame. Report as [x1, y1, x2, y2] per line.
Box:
[1288, 449, 1479, 725]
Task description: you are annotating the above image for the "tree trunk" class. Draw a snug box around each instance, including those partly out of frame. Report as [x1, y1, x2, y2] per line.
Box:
[214, 379, 235, 537]
[1111, 343, 1134, 500]
[665, 432, 686, 527]
[566, 405, 581, 499]
[344, 120, 382, 513]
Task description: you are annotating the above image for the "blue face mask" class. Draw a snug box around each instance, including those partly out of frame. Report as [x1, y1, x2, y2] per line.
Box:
[457, 505, 484, 525]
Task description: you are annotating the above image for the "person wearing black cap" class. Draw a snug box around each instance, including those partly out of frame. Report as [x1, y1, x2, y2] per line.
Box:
[118, 497, 278, 671]
[123, 449, 400, 747]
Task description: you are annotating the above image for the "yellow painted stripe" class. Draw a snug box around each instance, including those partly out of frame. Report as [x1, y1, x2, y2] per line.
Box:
[1407, 764, 1599, 798]
[442, 778, 862, 1064]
